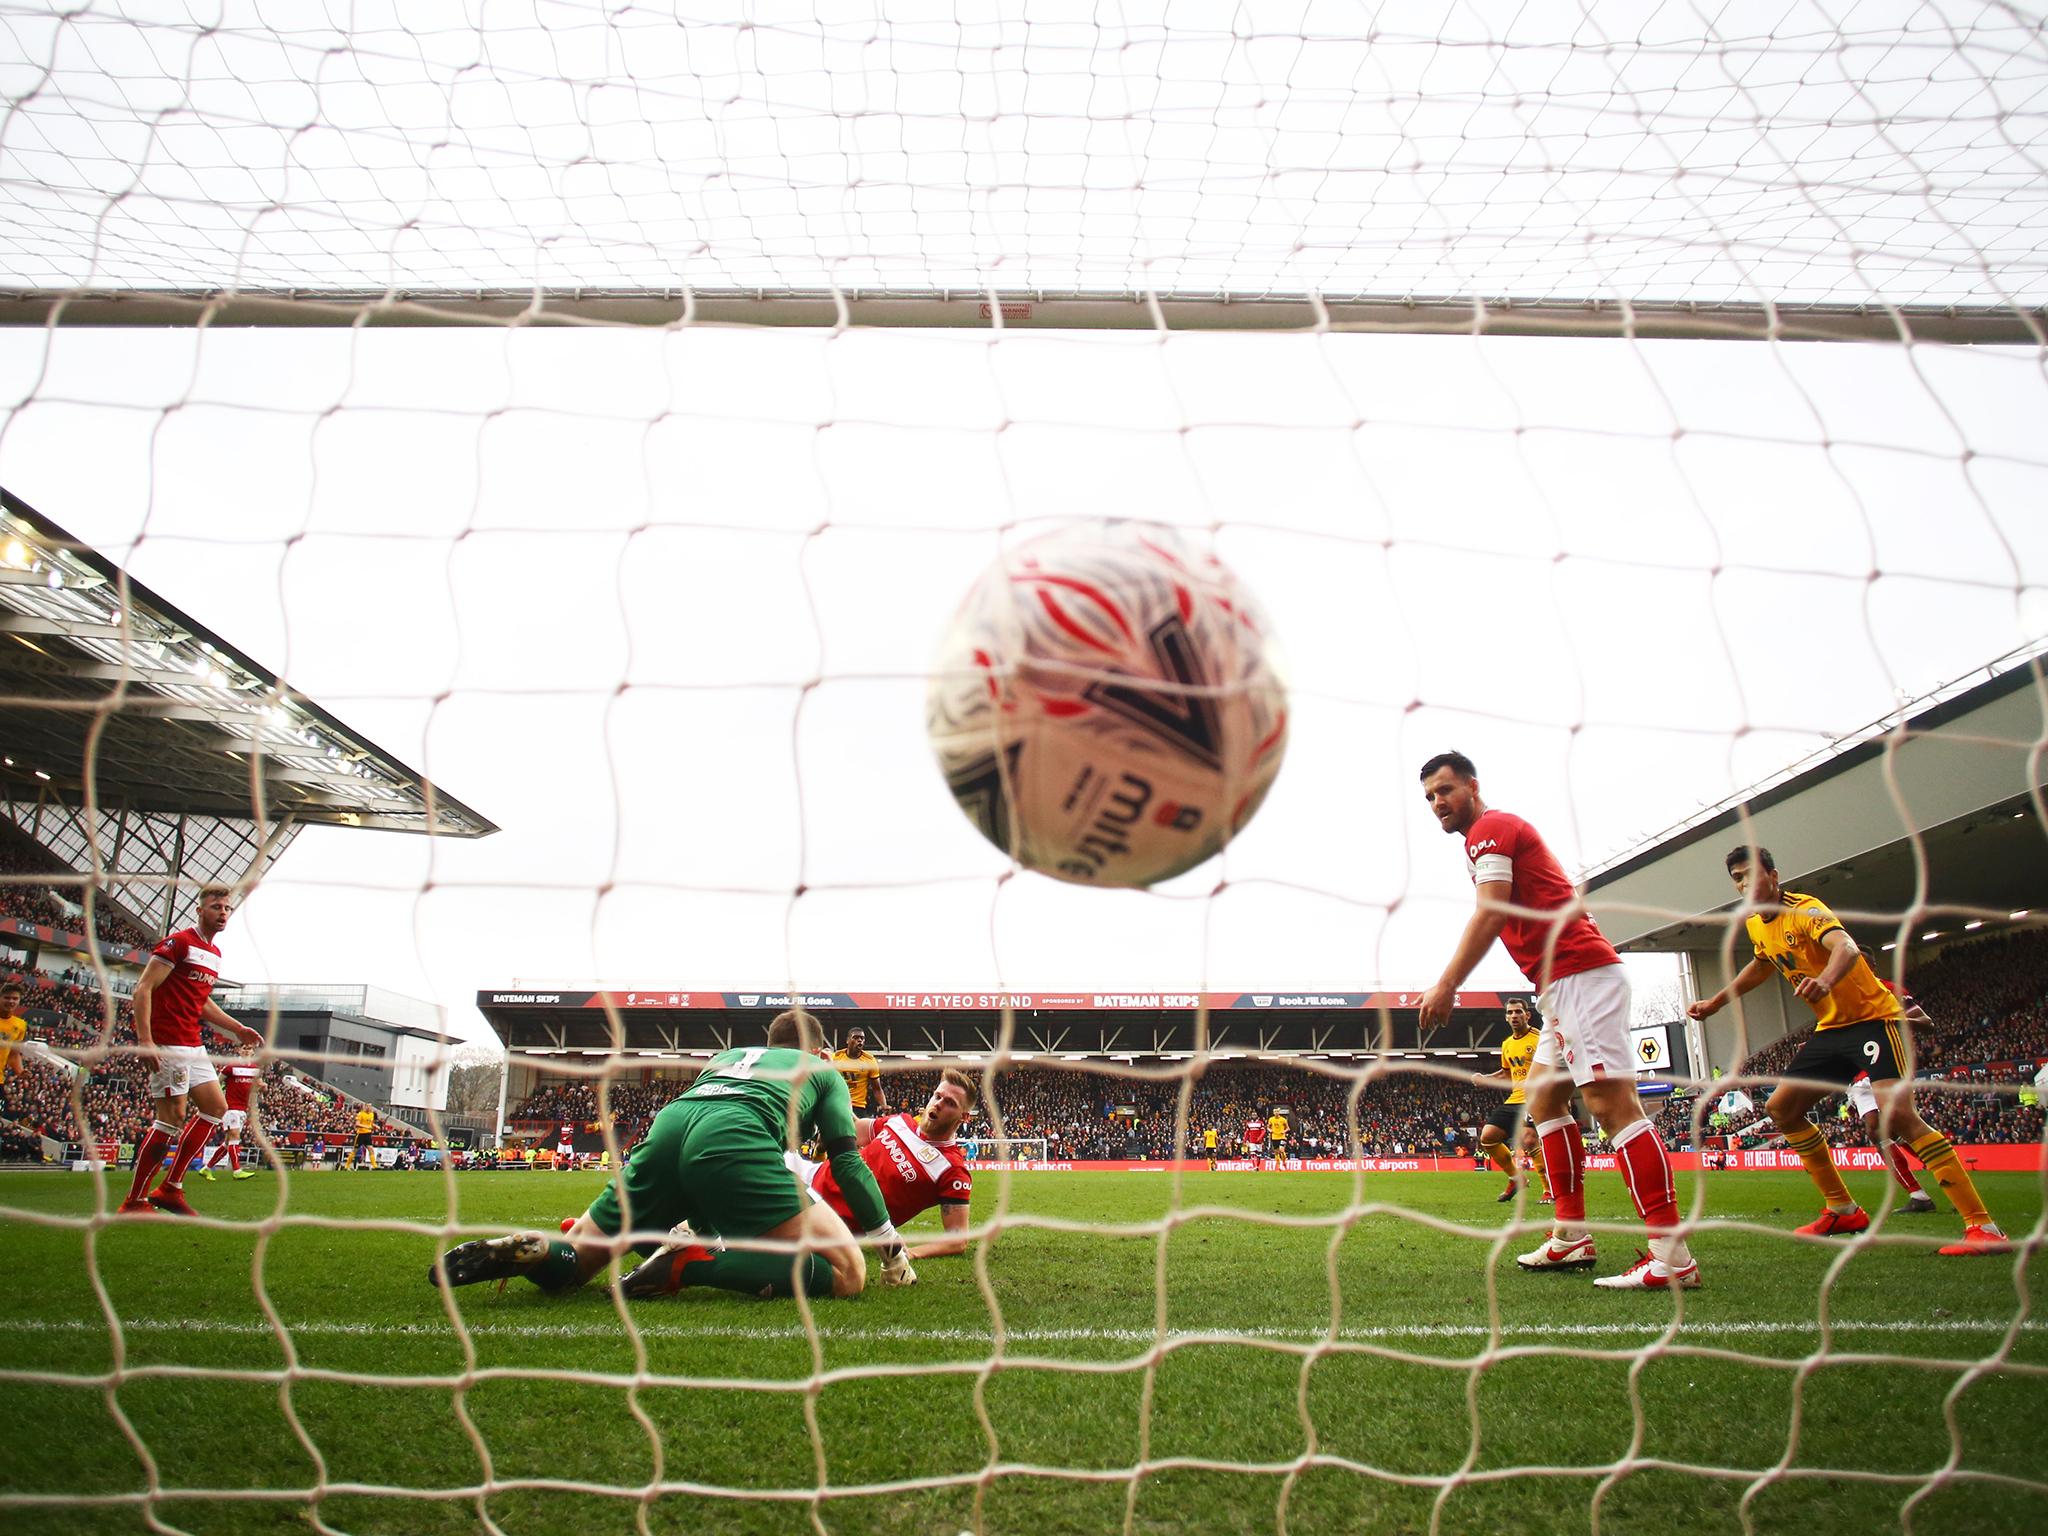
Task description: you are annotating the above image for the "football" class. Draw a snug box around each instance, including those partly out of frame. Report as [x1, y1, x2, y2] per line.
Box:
[926, 521, 1288, 887]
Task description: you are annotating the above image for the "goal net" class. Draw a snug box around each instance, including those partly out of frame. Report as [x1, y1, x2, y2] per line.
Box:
[1, 3, 2044, 1534]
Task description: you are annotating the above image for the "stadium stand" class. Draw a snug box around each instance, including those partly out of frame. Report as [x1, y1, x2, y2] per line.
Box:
[0, 832, 155, 951]
[1, 968, 417, 1151]
[500, 926, 2048, 1165]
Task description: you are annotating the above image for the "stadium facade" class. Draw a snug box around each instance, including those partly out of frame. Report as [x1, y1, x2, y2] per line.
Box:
[1583, 647, 2047, 1078]
[0, 489, 495, 1146]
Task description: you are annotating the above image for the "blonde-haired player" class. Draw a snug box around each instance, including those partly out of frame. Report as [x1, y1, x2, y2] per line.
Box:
[1690, 846, 2005, 1254]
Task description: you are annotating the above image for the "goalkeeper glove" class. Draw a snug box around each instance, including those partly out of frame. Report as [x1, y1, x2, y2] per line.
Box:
[868, 1221, 917, 1287]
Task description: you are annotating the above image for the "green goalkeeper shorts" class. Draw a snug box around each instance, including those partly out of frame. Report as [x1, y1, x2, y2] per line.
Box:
[584, 1098, 806, 1245]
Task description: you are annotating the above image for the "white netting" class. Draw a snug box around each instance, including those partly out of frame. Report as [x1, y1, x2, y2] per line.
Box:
[0, 0, 2043, 309]
[0, 3, 2045, 1533]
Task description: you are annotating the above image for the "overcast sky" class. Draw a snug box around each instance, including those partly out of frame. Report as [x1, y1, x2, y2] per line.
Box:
[1, 1, 2044, 1047]
[1, 322, 2042, 1045]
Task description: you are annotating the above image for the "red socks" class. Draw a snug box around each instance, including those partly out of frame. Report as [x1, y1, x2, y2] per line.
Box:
[1612, 1118, 1679, 1230]
[160, 1113, 220, 1190]
[1536, 1116, 1587, 1224]
[1886, 1141, 1923, 1194]
[125, 1121, 177, 1203]
[1614, 1117, 1693, 1272]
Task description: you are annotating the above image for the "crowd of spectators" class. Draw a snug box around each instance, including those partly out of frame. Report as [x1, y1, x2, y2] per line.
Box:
[2, 1049, 414, 1150]
[1667, 925, 2048, 1151]
[498, 926, 2048, 1162]
[0, 842, 154, 952]
[1891, 927, 2048, 1072]
[1, 964, 413, 1153]
[510, 1059, 1510, 1160]
[12, 915, 2044, 1166]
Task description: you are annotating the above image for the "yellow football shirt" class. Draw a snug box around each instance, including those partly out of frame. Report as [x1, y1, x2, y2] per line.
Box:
[0, 1013, 26, 1078]
[355, 1107, 377, 1135]
[832, 1048, 882, 1110]
[1500, 1029, 1539, 1105]
[1267, 1114, 1287, 1141]
[1745, 892, 1901, 1031]
[1203, 1127, 1217, 1149]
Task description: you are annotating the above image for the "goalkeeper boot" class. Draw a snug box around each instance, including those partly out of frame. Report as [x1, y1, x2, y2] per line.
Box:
[145, 1185, 198, 1217]
[432, 1231, 553, 1288]
[1516, 1232, 1596, 1271]
[616, 1243, 715, 1300]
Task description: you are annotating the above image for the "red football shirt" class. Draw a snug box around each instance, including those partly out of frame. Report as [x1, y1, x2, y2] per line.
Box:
[1243, 1119, 1266, 1146]
[222, 1063, 259, 1111]
[1462, 810, 1619, 987]
[810, 1113, 972, 1231]
[147, 928, 224, 1048]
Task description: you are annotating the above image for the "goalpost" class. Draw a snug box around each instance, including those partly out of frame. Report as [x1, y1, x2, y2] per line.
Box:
[1, 4, 2045, 1534]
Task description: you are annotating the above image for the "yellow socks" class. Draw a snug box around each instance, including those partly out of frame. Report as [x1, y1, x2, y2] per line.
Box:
[1907, 1131, 1991, 1225]
[1783, 1123, 1854, 1211]
[1486, 1142, 1516, 1175]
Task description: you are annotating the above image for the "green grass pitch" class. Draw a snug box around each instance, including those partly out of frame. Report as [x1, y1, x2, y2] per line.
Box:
[1, 1166, 2043, 1536]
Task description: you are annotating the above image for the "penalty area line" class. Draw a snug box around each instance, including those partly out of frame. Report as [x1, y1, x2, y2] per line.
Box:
[0, 1318, 2040, 1343]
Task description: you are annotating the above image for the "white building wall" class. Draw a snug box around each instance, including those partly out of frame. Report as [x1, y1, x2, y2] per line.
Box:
[388, 1033, 450, 1113]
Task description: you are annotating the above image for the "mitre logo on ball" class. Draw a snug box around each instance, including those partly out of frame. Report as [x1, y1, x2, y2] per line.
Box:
[926, 520, 1288, 887]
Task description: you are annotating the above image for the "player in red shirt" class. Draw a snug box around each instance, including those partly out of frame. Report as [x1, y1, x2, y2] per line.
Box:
[1242, 1116, 1267, 1169]
[201, 1050, 262, 1181]
[789, 1068, 977, 1261]
[1418, 752, 1698, 1291]
[120, 886, 264, 1216]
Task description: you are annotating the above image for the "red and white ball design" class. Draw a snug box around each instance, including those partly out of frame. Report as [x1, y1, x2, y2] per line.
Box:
[927, 521, 1288, 887]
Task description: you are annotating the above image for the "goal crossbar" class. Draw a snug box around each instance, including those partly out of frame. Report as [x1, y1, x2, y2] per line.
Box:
[4, 290, 2043, 344]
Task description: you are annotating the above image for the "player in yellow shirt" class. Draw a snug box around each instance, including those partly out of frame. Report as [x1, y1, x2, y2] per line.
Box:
[1202, 1124, 1218, 1171]
[351, 1105, 379, 1170]
[831, 1027, 886, 1116]
[1265, 1111, 1288, 1166]
[0, 982, 27, 1084]
[1476, 997, 1547, 1203]
[1690, 846, 2007, 1255]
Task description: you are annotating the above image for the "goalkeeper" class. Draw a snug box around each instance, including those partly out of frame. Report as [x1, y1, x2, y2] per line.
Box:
[431, 1010, 913, 1299]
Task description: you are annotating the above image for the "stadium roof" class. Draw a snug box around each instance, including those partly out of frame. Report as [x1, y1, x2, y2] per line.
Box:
[0, 486, 496, 840]
[1584, 645, 2048, 954]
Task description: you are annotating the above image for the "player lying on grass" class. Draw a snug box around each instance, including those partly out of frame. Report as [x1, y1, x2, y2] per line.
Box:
[1418, 751, 1698, 1290]
[1689, 846, 2005, 1254]
[780, 1066, 977, 1261]
[431, 1009, 915, 1299]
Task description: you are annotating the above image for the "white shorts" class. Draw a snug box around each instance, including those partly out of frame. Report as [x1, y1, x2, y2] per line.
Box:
[1846, 1076, 1878, 1119]
[1532, 965, 1633, 1088]
[222, 1109, 248, 1135]
[147, 1044, 219, 1100]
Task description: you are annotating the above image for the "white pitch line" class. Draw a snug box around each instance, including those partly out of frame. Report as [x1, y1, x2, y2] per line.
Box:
[0, 1318, 2037, 1343]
